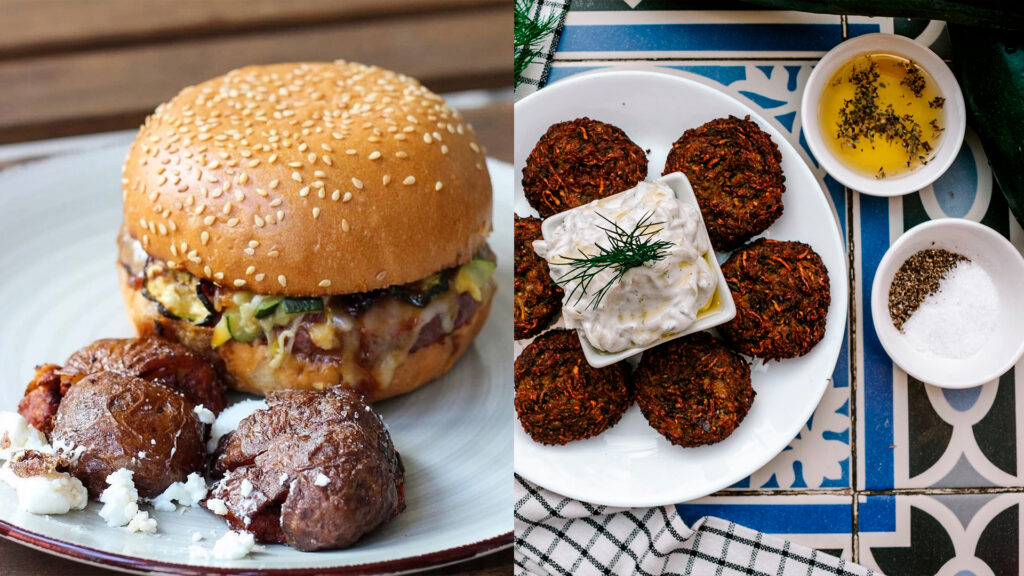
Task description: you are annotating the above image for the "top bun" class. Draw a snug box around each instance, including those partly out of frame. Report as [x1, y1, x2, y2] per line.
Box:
[122, 62, 492, 295]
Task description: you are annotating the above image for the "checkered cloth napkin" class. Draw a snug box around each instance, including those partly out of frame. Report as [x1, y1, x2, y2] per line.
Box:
[514, 0, 570, 100]
[515, 475, 881, 576]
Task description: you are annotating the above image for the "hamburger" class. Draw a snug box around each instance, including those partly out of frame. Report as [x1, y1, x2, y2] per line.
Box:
[117, 62, 495, 401]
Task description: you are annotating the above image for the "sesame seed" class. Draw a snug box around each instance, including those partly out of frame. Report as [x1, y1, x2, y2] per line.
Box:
[298, 143, 308, 152]
[395, 134, 407, 141]
[396, 151, 408, 159]
[238, 172, 249, 184]
[322, 155, 333, 166]
[254, 215, 265, 227]
[376, 271, 387, 281]
[243, 247, 255, 256]
[346, 149, 357, 155]
[245, 266, 256, 275]
[204, 265, 213, 277]
[332, 132, 344, 140]
[269, 179, 280, 189]
[203, 215, 216, 226]
[307, 153, 317, 164]
[368, 151, 381, 160]
[435, 181, 443, 191]
[383, 174, 391, 186]
[233, 279, 246, 287]
[227, 218, 239, 227]
[278, 275, 287, 287]
[210, 188, 224, 199]
[288, 162, 303, 168]
[299, 187, 310, 197]
[317, 188, 326, 199]
[291, 171, 302, 182]
[255, 273, 266, 281]
[423, 133, 432, 144]
[277, 210, 285, 221]
[201, 231, 210, 245]
[270, 198, 282, 207]
[158, 223, 168, 235]
[351, 177, 363, 189]
[312, 207, 321, 219]
[343, 191, 353, 202]
[469, 142, 481, 153]
[441, 144, 449, 155]
[268, 250, 280, 258]
[170, 245, 178, 257]
[321, 143, 333, 152]
[268, 154, 278, 164]
[314, 170, 327, 178]
[222, 202, 232, 214]
[207, 160, 221, 169]
[214, 272, 225, 281]
[403, 176, 416, 185]
[342, 219, 350, 232]
[318, 279, 332, 288]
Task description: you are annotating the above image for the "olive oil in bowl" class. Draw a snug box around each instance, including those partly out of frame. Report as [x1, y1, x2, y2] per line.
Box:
[819, 53, 945, 180]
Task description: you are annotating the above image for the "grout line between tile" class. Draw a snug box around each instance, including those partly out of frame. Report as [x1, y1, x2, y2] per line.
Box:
[847, 185, 860, 563]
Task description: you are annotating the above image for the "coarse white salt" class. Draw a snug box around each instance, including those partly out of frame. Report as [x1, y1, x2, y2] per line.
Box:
[902, 260, 998, 358]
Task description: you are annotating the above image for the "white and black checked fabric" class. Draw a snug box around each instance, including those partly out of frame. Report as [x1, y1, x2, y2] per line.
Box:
[515, 475, 883, 576]
[514, 0, 570, 100]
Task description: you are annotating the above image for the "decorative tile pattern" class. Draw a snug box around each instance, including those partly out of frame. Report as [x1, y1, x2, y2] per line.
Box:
[545, 2, 1023, 572]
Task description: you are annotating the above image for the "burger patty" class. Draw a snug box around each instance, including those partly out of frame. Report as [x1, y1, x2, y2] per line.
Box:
[514, 215, 562, 339]
[718, 239, 830, 360]
[663, 115, 785, 251]
[118, 232, 496, 392]
[635, 332, 754, 447]
[514, 329, 632, 445]
[522, 117, 647, 218]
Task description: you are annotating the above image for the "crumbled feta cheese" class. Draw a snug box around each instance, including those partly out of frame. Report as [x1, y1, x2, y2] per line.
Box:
[99, 468, 140, 527]
[0, 461, 88, 515]
[152, 472, 208, 511]
[206, 498, 229, 516]
[193, 405, 216, 425]
[314, 473, 330, 487]
[206, 400, 267, 453]
[138, 451, 147, 459]
[239, 478, 253, 497]
[212, 530, 256, 560]
[50, 438, 86, 466]
[278, 473, 288, 486]
[0, 412, 47, 460]
[125, 510, 158, 533]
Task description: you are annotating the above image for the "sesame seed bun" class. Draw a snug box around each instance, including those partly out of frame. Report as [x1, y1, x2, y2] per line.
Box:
[122, 61, 492, 295]
[118, 267, 493, 401]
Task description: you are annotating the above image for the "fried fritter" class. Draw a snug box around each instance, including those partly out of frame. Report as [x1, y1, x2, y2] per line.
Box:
[522, 117, 647, 218]
[719, 239, 830, 359]
[663, 115, 785, 251]
[514, 329, 632, 445]
[515, 215, 563, 339]
[635, 332, 754, 447]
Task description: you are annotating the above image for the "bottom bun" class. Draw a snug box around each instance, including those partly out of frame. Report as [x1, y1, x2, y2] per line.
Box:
[118, 268, 492, 402]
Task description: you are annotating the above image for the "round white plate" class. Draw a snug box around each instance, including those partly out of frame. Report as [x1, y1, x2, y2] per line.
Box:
[513, 70, 849, 507]
[0, 147, 513, 574]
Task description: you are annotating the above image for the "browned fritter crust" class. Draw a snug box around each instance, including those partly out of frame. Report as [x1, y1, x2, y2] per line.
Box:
[515, 215, 563, 339]
[635, 332, 753, 447]
[514, 329, 632, 445]
[522, 117, 647, 218]
[663, 115, 785, 251]
[719, 239, 831, 360]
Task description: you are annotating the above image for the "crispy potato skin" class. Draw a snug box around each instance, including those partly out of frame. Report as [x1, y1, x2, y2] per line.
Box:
[17, 364, 64, 436]
[51, 371, 206, 498]
[210, 387, 405, 551]
[64, 337, 226, 414]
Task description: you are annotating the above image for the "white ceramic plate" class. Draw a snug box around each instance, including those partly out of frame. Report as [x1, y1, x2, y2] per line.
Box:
[513, 70, 848, 507]
[870, 218, 1024, 389]
[0, 147, 513, 574]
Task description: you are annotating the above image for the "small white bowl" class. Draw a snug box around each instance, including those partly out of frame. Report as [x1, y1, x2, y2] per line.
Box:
[539, 172, 736, 368]
[802, 33, 966, 197]
[870, 219, 1024, 388]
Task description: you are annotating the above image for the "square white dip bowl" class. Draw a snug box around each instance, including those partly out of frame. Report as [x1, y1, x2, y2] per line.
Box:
[539, 171, 736, 368]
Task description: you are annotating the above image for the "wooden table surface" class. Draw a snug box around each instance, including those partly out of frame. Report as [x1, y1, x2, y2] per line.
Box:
[0, 0, 511, 574]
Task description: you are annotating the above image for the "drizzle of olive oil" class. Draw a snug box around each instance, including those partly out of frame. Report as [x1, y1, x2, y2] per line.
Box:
[819, 53, 945, 179]
[697, 252, 720, 316]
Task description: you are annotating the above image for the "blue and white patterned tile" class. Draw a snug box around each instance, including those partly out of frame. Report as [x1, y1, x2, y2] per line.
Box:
[548, 61, 852, 490]
[858, 493, 1023, 574]
[854, 130, 1024, 490]
[677, 494, 855, 559]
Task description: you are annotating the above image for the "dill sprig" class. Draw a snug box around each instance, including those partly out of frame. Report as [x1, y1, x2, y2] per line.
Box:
[514, 0, 559, 88]
[557, 212, 673, 310]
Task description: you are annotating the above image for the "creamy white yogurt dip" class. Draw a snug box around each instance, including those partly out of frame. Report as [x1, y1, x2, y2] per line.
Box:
[534, 181, 716, 352]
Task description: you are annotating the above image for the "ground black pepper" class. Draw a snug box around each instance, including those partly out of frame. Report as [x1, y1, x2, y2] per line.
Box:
[888, 248, 969, 331]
